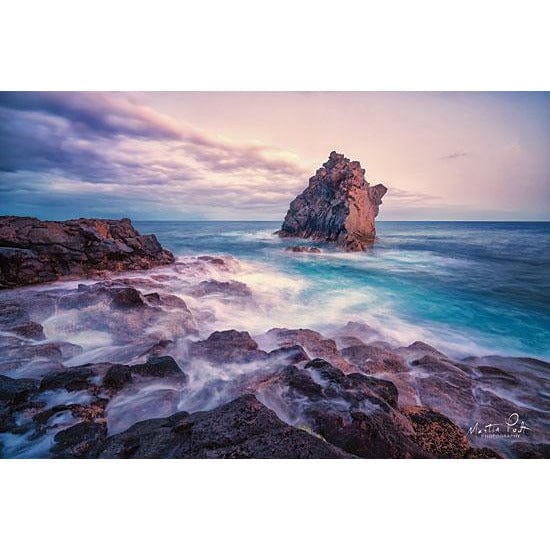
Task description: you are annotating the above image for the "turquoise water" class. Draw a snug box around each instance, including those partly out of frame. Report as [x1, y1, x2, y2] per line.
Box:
[135, 221, 550, 361]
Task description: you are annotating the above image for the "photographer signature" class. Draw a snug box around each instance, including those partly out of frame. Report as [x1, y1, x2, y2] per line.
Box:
[468, 413, 532, 438]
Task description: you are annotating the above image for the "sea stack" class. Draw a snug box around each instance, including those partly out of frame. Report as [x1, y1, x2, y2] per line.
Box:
[278, 152, 387, 251]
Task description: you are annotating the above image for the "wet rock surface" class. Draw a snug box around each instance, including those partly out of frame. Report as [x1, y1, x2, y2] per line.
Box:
[0, 375, 38, 404]
[189, 330, 268, 364]
[52, 421, 108, 458]
[95, 394, 349, 458]
[278, 152, 387, 251]
[0, 252, 547, 459]
[264, 328, 353, 373]
[0, 216, 174, 288]
[132, 356, 186, 380]
[191, 279, 252, 298]
[258, 359, 429, 458]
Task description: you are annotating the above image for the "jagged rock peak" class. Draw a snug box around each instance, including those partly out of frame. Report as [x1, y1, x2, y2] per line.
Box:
[278, 152, 388, 251]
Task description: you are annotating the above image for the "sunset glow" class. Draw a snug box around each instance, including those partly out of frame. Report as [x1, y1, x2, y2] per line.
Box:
[1, 91, 549, 220]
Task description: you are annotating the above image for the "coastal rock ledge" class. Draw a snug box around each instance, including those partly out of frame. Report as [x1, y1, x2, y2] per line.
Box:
[0, 216, 174, 288]
[278, 152, 387, 251]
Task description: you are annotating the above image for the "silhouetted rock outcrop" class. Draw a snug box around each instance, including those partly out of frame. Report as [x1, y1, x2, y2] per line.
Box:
[278, 152, 387, 251]
[0, 216, 174, 288]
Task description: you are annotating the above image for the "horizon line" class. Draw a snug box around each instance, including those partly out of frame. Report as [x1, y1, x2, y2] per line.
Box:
[132, 219, 550, 223]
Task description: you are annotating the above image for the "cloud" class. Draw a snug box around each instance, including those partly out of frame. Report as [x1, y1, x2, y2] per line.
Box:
[388, 187, 442, 205]
[0, 92, 182, 140]
[439, 151, 468, 160]
[0, 92, 310, 219]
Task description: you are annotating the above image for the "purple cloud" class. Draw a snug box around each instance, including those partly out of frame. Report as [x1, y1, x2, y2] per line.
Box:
[0, 92, 309, 219]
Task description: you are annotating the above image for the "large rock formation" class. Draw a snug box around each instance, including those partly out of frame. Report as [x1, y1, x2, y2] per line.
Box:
[0, 216, 174, 288]
[278, 152, 387, 251]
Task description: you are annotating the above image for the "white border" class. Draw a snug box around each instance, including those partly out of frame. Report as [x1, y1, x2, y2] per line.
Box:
[1, 459, 547, 549]
[1, 1, 548, 548]
[1, 0, 549, 90]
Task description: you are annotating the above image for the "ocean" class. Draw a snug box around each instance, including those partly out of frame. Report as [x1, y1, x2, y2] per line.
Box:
[135, 220, 550, 361]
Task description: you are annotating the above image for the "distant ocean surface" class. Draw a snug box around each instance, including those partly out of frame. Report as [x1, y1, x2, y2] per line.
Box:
[135, 221, 550, 361]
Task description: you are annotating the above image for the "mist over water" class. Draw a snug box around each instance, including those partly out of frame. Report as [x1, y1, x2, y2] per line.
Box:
[2, 220, 549, 457]
[136, 220, 550, 361]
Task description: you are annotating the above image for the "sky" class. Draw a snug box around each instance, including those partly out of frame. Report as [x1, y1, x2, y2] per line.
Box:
[0, 91, 549, 221]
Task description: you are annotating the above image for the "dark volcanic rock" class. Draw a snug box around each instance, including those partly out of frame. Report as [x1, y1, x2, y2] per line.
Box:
[346, 373, 399, 408]
[97, 394, 348, 458]
[278, 365, 325, 400]
[189, 330, 268, 364]
[0, 374, 38, 404]
[331, 321, 382, 346]
[402, 406, 470, 458]
[39, 367, 94, 392]
[103, 365, 133, 392]
[109, 287, 145, 309]
[103, 355, 187, 393]
[266, 328, 352, 373]
[51, 421, 108, 458]
[0, 301, 46, 340]
[132, 356, 186, 380]
[278, 152, 387, 251]
[259, 358, 427, 458]
[464, 447, 502, 459]
[9, 321, 46, 340]
[407, 355, 477, 424]
[53, 281, 196, 348]
[510, 442, 550, 459]
[267, 345, 310, 366]
[0, 216, 174, 288]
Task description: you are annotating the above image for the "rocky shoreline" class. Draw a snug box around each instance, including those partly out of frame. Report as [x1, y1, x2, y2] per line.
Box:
[1, 244, 548, 458]
[0, 216, 174, 289]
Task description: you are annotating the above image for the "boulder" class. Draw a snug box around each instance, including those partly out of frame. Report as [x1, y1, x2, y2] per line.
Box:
[277, 152, 387, 251]
[0, 301, 46, 340]
[51, 421, 108, 458]
[346, 373, 399, 408]
[10, 321, 46, 340]
[265, 328, 352, 373]
[103, 364, 133, 392]
[39, 366, 94, 392]
[97, 394, 349, 458]
[189, 330, 268, 364]
[132, 356, 186, 380]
